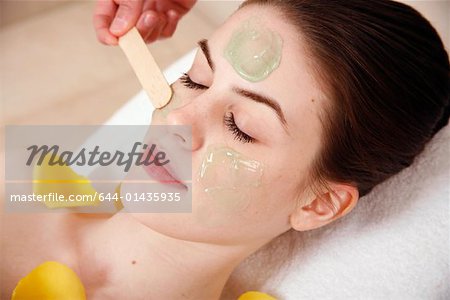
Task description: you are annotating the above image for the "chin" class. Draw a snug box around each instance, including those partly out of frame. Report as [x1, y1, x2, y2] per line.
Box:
[118, 178, 220, 244]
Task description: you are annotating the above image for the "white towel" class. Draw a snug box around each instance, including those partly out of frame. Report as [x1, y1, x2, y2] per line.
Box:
[272, 123, 450, 299]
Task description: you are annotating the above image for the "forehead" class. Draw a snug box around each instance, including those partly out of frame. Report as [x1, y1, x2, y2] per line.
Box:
[206, 5, 326, 139]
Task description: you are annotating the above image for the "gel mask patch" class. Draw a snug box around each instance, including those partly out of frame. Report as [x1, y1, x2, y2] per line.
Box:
[224, 18, 283, 82]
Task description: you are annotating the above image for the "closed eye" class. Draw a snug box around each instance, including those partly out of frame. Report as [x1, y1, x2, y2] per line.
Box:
[224, 112, 255, 144]
[180, 73, 208, 90]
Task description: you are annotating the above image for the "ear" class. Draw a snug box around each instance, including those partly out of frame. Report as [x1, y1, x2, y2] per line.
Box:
[290, 184, 359, 231]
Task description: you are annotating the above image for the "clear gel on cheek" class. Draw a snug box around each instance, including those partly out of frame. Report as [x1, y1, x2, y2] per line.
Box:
[195, 146, 264, 226]
[224, 18, 283, 82]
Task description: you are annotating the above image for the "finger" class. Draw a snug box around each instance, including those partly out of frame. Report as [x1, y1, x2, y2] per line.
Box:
[136, 10, 159, 41]
[155, 0, 196, 14]
[93, 0, 118, 45]
[96, 25, 119, 45]
[176, 0, 197, 12]
[141, 0, 155, 11]
[110, 0, 143, 36]
[144, 23, 162, 44]
[143, 25, 159, 44]
[145, 14, 167, 43]
[160, 9, 180, 39]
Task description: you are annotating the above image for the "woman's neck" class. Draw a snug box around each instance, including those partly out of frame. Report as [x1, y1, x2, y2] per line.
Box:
[79, 212, 265, 299]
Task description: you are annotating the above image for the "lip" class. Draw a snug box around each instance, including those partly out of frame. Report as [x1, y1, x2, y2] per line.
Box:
[141, 143, 187, 189]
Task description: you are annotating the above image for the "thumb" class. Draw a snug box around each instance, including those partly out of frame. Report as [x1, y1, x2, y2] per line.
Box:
[110, 0, 143, 36]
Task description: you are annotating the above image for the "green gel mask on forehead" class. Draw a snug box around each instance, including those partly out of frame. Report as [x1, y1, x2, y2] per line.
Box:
[224, 18, 283, 82]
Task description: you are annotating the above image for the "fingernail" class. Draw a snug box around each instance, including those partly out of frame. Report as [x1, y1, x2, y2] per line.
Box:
[110, 17, 127, 34]
[168, 9, 178, 20]
[143, 13, 155, 27]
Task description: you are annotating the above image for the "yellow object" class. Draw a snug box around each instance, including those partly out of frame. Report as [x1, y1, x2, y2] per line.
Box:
[33, 155, 99, 208]
[33, 154, 123, 210]
[12, 261, 86, 300]
[238, 291, 277, 300]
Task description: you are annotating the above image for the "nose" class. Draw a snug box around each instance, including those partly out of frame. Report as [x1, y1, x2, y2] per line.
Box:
[165, 103, 204, 151]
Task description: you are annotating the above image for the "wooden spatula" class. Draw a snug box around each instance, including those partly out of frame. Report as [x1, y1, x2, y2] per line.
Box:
[118, 27, 172, 108]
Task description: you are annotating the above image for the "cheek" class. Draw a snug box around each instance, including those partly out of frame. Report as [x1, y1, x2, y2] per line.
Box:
[192, 145, 298, 239]
[193, 145, 265, 227]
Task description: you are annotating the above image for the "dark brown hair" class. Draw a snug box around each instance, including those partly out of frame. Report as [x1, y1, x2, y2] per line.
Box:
[242, 0, 450, 197]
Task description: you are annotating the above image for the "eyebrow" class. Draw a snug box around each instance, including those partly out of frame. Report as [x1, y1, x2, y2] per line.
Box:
[198, 39, 214, 71]
[198, 39, 288, 129]
[233, 88, 288, 127]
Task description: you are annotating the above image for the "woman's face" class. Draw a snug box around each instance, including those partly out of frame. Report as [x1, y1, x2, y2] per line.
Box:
[121, 5, 327, 245]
